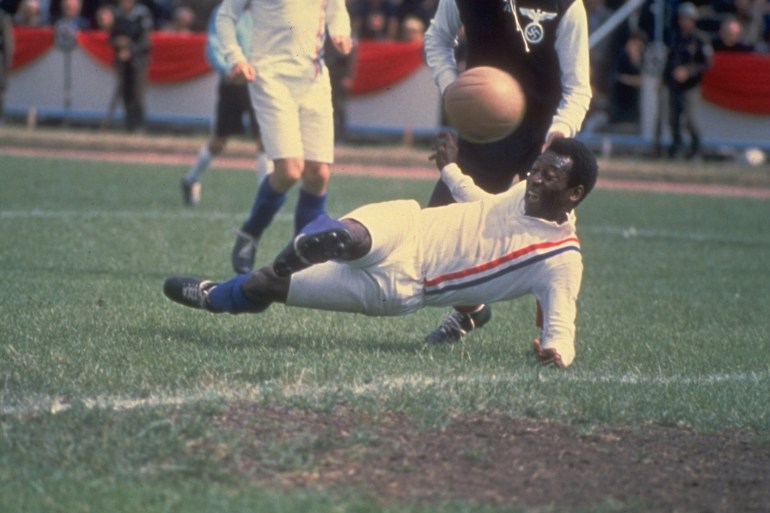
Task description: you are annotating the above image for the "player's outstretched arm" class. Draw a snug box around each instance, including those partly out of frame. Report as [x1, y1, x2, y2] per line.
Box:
[429, 131, 458, 169]
[430, 132, 493, 203]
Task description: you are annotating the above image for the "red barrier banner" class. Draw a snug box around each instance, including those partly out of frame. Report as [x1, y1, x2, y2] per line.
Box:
[10, 26, 54, 70]
[10, 28, 425, 93]
[77, 31, 211, 82]
[350, 39, 424, 95]
[701, 52, 770, 115]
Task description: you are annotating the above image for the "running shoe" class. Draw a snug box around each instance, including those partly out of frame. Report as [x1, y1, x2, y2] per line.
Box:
[163, 276, 218, 311]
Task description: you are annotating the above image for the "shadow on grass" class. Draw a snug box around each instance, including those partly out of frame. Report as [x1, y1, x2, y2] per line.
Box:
[152, 322, 426, 356]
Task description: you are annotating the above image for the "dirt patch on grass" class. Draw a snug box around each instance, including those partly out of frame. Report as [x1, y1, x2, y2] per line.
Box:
[211, 404, 770, 512]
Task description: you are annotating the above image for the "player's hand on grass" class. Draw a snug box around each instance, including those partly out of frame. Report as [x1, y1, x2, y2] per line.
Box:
[430, 131, 459, 170]
[532, 338, 565, 368]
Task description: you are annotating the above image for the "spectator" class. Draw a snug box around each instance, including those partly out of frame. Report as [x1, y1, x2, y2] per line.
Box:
[53, 0, 90, 31]
[399, 13, 424, 43]
[94, 3, 113, 31]
[160, 0, 209, 32]
[714, 0, 766, 48]
[48, 0, 99, 27]
[738, 0, 766, 48]
[393, 0, 436, 40]
[609, 30, 647, 127]
[13, 0, 46, 25]
[663, 2, 712, 159]
[712, 15, 755, 51]
[109, 0, 152, 132]
[162, 4, 194, 33]
[96, 4, 122, 128]
[350, 0, 396, 40]
[0, 8, 12, 122]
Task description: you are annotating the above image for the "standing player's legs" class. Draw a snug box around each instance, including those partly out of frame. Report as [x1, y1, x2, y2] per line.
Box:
[294, 68, 335, 234]
[295, 161, 331, 234]
[183, 79, 257, 207]
[231, 158, 296, 274]
[231, 74, 331, 274]
[181, 135, 225, 207]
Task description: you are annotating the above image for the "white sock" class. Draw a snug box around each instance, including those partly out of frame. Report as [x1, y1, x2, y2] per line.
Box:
[184, 145, 213, 183]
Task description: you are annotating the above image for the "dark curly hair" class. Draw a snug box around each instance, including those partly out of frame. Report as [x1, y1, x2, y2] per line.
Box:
[547, 138, 599, 201]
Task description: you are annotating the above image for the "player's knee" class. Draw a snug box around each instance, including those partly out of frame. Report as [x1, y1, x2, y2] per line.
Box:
[301, 162, 330, 190]
[341, 219, 372, 259]
[273, 158, 304, 183]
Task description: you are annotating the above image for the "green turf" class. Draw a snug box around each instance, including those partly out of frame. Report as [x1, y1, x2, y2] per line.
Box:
[1, 154, 769, 512]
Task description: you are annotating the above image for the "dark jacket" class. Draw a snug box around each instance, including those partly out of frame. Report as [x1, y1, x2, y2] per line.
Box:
[664, 28, 712, 91]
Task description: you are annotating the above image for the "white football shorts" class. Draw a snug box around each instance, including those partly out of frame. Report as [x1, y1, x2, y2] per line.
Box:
[249, 68, 334, 163]
[286, 200, 425, 316]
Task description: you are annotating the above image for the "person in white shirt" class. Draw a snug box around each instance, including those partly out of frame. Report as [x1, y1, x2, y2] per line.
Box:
[215, 0, 353, 274]
[163, 133, 599, 368]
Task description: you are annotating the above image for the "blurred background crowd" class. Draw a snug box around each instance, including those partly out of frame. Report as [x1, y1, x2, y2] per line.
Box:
[1, 0, 770, 150]
[3, 0, 769, 49]
[0, 0, 443, 38]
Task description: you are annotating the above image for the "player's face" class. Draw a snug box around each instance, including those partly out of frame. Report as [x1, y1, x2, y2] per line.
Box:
[524, 151, 575, 222]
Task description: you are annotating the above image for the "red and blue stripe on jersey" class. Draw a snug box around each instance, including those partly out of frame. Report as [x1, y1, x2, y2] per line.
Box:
[423, 236, 581, 296]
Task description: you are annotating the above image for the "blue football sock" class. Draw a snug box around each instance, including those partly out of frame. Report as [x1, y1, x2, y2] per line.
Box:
[206, 274, 264, 314]
[295, 189, 327, 234]
[242, 179, 287, 237]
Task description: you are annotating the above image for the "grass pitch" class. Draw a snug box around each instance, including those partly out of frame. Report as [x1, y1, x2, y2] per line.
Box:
[1, 152, 769, 512]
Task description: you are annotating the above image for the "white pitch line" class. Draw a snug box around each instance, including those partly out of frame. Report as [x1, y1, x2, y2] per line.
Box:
[1, 370, 767, 417]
